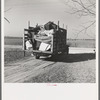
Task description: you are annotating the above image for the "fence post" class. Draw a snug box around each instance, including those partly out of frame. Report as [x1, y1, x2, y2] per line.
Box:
[36, 23, 38, 27]
[63, 24, 64, 28]
[28, 21, 30, 29]
[23, 29, 25, 57]
[57, 21, 59, 30]
[66, 25, 67, 45]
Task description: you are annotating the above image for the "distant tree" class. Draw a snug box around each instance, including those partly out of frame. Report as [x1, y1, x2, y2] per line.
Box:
[62, 0, 96, 38]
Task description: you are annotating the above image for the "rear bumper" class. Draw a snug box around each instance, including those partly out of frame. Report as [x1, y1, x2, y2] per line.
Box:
[32, 50, 53, 55]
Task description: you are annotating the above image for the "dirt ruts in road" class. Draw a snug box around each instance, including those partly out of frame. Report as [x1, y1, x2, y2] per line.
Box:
[4, 53, 96, 83]
[5, 57, 56, 82]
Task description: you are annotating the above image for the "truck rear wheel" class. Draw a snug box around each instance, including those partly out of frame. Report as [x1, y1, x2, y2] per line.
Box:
[65, 47, 69, 55]
[66, 45, 69, 55]
[35, 54, 40, 59]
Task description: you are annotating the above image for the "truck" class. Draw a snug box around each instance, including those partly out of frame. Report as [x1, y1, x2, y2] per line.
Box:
[23, 21, 69, 59]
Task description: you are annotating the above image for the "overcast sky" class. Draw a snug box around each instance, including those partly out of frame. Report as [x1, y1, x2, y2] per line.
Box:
[4, 0, 96, 39]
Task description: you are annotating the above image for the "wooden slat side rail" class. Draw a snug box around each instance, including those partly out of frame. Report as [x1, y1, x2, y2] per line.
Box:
[24, 29, 34, 32]
[24, 26, 67, 55]
[52, 29, 67, 54]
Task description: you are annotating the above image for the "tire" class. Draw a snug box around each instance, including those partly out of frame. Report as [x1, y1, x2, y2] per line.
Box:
[35, 54, 40, 59]
[66, 46, 69, 55]
[51, 54, 58, 59]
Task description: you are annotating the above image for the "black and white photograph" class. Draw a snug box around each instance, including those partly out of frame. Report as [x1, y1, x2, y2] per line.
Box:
[4, 0, 96, 83]
[2, 0, 99, 100]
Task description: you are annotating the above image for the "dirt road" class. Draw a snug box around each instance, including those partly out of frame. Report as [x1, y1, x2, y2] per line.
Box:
[4, 48, 96, 83]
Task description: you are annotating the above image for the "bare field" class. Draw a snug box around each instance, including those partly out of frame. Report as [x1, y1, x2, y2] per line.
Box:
[67, 39, 95, 48]
[4, 37, 23, 45]
[4, 37, 95, 47]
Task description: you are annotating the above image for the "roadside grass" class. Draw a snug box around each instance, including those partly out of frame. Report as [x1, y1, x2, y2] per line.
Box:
[4, 48, 32, 64]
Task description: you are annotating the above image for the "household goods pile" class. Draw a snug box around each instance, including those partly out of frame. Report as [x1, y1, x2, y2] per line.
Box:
[25, 21, 57, 51]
